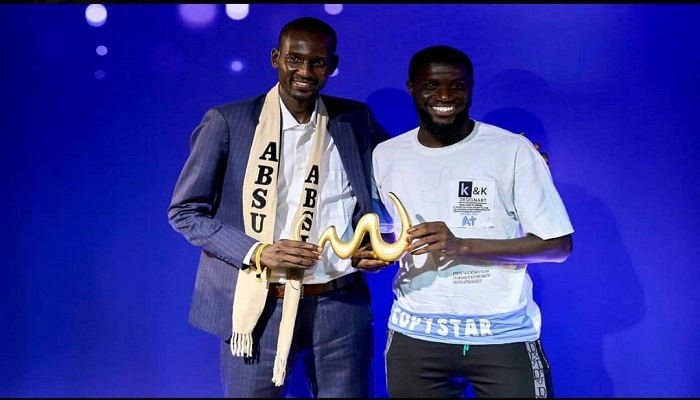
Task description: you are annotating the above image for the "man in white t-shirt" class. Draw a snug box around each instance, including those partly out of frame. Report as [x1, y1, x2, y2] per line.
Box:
[371, 45, 574, 398]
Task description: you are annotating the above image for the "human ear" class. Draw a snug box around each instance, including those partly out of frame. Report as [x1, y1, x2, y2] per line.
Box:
[271, 48, 280, 68]
[328, 54, 339, 75]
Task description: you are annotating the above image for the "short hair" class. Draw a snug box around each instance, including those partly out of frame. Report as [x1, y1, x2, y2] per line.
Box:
[408, 45, 474, 83]
[278, 17, 337, 53]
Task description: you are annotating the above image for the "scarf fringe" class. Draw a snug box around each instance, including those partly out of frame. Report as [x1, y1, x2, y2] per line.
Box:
[272, 355, 287, 386]
[230, 332, 253, 357]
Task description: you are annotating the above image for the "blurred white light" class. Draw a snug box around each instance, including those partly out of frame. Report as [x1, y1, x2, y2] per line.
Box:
[230, 60, 244, 72]
[85, 4, 107, 27]
[324, 4, 343, 15]
[225, 4, 249, 20]
[178, 4, 217, 29]
[96, 45, 108, 56]
[331, 67, 339, 77]
[94, 70, 106, 79]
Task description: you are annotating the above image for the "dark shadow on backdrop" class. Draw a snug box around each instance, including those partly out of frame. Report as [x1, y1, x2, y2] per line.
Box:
[541, 181, 644, 397]
[366, 87, 417, 138]
[483, 107, 548, 149]
[482, 68, 645, 395]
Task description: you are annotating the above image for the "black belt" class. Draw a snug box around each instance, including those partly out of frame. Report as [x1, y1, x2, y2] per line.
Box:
[267, 272, 359, 299]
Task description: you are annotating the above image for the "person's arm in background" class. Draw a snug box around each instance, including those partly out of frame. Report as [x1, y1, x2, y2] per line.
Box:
[519, 132, 549, 166]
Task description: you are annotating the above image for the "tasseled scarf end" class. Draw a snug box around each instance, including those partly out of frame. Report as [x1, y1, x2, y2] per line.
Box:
[230, 332, 253, 357]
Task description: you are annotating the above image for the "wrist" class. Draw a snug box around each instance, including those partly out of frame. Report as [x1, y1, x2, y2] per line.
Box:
[253, 243, 269, 282]
[458, 238, 471, 256]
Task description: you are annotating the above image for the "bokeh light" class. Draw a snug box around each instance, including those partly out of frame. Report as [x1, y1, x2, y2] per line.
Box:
[178, 4, 218, 29]
[225, 4, 249, 21]
[230, 60, 244, 72]
[331, 67, 339, 77]
[85, 4, 107, 27]
[94, 69, 106, 79]
[324, 4, 343, 15]
[96, 45, 108, 56]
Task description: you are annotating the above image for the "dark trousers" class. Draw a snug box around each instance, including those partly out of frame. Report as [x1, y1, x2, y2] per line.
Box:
[385, 330, 554, 398]
[220, 278, 374, 398]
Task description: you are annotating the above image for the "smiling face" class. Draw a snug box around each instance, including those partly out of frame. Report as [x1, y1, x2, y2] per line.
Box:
[408, 61, 474, 145]
[271, 28, 337, 113]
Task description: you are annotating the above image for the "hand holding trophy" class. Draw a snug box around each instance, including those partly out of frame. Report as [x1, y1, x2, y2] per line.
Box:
[293, 192, 411, 262]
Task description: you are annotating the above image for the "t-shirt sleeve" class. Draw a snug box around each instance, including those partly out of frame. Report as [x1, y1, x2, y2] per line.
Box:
[513, 146, 574, 240]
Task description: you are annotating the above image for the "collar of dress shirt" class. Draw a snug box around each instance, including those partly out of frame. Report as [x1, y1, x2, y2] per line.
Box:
[279, 95, 318, 131]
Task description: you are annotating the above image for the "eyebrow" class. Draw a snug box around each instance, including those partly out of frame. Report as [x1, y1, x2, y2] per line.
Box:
[422, 78, 467, 83]
[285, 51, 327, 59]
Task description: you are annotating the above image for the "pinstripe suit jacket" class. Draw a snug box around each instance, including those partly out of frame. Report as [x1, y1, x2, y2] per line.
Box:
[168, 92, 389, 339]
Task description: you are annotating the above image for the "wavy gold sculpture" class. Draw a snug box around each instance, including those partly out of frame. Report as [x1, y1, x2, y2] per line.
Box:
[292, 192, 411, 262]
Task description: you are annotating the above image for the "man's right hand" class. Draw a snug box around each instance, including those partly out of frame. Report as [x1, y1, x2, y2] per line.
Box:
[259, 239, 322, 270]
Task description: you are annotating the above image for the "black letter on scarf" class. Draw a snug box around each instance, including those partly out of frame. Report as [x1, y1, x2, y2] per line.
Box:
[260, 142, 278, 162]
[252, 188, 267, 209]
[251, 212, 266, 233]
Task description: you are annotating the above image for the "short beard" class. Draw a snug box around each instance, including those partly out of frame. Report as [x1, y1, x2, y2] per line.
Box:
[417, 107, 469, 145]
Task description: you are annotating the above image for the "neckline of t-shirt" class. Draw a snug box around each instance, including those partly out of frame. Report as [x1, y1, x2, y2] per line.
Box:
[410, 120, 480, 155]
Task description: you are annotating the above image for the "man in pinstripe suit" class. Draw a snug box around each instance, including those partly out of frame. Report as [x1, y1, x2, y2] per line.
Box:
[168, 17, 391, 398]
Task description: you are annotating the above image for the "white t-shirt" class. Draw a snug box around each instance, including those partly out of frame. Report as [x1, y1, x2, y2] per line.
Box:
[372, 121, 574, 344]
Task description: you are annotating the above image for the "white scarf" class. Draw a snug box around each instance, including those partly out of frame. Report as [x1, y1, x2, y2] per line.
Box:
[233, 83, 328, 386]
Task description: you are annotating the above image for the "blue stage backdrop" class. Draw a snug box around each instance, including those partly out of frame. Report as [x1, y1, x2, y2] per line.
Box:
[2, 3, 699, 398]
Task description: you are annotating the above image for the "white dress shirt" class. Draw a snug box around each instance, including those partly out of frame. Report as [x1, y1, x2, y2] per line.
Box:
[244, 96, 357, 284]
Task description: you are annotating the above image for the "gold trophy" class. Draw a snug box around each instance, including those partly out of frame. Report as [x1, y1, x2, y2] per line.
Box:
[293, 192, 411, 262]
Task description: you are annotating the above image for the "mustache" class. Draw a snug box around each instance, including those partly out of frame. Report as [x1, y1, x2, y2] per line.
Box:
[292, 76, 318, 84]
